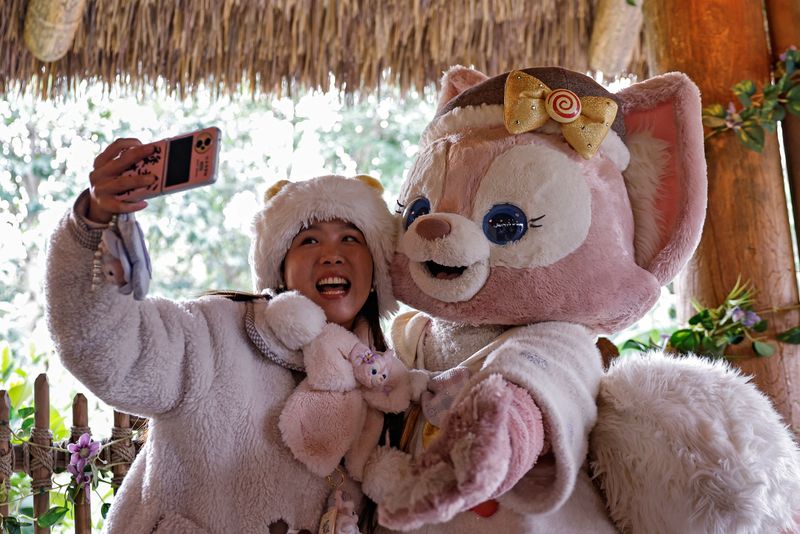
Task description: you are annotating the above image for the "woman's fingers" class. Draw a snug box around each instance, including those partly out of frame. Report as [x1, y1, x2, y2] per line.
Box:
[93, 173, 156, 197]
[91, 143, 156, 182]
[88, 173, 155, 223]
[92, 138, 142, 169]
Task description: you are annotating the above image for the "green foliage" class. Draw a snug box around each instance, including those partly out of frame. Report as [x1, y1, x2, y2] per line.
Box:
[622, 277, 800, 359]
[702, 46, 800, 152]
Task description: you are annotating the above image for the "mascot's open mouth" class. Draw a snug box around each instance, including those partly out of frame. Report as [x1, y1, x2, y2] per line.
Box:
[425, 261, 467, 280]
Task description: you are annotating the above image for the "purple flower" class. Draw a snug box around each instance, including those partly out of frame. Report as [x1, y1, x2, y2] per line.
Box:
[732, 306, 761, 328]
[67, 459, 92, 502]
[779, 45, 797, 62]
[724, 102, 742, 130]
[67, 433, 100, 466]
[743, 310, 761, 328]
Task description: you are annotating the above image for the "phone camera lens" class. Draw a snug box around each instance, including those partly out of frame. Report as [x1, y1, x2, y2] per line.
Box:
[204, 138, 211, 146]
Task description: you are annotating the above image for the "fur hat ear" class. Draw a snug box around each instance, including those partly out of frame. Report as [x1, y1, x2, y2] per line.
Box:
[355, 174, 384, 193]
[436, 66, 489, 113]
[618, 72, 707, 285]
[264, 179, 291, 203]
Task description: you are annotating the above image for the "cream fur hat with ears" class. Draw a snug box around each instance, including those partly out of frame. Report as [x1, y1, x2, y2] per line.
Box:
[249, 174, 398, 318]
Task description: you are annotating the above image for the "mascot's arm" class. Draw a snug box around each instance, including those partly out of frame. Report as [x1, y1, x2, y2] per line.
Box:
[592, 351, 800, 534]
[474, 321, 605, 516]
[373, 322, 600, 530]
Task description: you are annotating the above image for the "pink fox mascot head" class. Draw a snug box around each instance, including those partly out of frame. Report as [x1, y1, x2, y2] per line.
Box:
[392, 66, 707, 332]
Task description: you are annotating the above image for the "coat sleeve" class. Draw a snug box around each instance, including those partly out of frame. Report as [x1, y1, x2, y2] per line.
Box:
[460, 321, 603, 515]
[45, 192, 238, 417]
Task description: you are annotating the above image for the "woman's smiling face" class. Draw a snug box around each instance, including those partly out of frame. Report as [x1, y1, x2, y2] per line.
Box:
[283, 218, 374, 330]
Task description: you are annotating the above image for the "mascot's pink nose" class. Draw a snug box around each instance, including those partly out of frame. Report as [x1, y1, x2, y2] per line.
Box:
[416, 217, 451, 240]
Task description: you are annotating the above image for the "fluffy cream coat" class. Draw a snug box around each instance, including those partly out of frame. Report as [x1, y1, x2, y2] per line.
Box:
[45, 193, 355, 532]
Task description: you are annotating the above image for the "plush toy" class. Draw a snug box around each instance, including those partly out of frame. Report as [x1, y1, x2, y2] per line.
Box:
[278, 321, 414, 480]
[361, 66, 800, 533]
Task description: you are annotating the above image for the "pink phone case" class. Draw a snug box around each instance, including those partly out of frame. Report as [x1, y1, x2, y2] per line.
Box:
[122, 127, 221, 200]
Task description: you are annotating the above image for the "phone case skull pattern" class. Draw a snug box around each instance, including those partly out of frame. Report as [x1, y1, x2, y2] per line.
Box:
[124, 127, 221, 200]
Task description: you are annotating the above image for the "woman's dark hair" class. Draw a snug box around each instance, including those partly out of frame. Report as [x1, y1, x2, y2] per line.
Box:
[359, 289, 387, 352]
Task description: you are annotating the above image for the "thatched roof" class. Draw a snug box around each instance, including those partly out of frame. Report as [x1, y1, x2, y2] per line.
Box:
[1, 0, 648, 98]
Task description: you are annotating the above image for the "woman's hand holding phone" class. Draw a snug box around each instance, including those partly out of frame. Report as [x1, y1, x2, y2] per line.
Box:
[88, 138, 157, 224]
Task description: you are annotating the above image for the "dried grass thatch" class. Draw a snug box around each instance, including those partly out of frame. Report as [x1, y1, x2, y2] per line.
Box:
[1, 0, 648, 99]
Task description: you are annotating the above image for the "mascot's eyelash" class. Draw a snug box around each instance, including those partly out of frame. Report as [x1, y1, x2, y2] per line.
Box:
[529, 214, 545, 228]
[395, 199, 406, 214]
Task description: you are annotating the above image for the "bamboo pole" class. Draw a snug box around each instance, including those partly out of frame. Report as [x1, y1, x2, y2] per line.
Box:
[644, 0, 800, 434]
[32, 374, 51, 534]
[71, 394, 90, 534]
[764, 0, 800, 260]
[0, 391, 10, 519]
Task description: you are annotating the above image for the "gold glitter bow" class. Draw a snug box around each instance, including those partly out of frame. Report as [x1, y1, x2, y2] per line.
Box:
[503, 70, 618, 159]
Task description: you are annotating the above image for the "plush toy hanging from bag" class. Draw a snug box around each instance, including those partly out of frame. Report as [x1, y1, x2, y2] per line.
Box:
[361, 66, 800, 533]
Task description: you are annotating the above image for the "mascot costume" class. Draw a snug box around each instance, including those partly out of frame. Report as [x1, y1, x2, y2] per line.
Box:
[361, 66, 800, 533]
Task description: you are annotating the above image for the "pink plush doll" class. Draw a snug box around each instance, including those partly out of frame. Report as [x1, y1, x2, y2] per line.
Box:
[278, 322, 414, 480]
[361, 66, 800, 533]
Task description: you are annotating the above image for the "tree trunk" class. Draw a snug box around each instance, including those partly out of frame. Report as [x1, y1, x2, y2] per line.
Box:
[643, 0, 800, 434]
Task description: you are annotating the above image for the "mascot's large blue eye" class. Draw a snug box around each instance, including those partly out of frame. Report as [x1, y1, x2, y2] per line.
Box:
[483, 204, 528, 244]
[403, 197, 431, 229]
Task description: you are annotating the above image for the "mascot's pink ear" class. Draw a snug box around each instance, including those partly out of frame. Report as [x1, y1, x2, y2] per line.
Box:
[436, 66, 489, 113]
[618, 72, 708, 285]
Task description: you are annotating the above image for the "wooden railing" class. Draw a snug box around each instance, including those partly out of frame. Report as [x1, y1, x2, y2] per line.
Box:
[0, 374, 144, 533]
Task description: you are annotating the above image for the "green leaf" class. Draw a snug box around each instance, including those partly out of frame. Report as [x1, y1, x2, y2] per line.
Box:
[703, 103, 727, 118]
[7, 382, 32, 408]
[776, 326, 800, 343]
[16, 407, 35, 418]
[669, 329, 700, 352]
[101, 502, 111, 519]
[763, 82, 781, 100]
[622, 339, 649, 352]
[736, 122, 765, 152]
[20, 417, 34, 431]
[753, 340, 775, 357]
[732, 80, 756, 107]
[786, 85, 800, 116]
[702, 116, 728, 129]
[2, 516, 21, 534]
[725, 333, 745, 345]
[752, 319, 768, 333]
[36, 506, 69, 528]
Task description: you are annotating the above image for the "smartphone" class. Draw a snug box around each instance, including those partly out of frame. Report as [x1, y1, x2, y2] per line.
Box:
[122, 126, 221, 200]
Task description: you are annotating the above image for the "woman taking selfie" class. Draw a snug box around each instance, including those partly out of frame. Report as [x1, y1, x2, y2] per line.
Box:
[44, 137, 397, 533]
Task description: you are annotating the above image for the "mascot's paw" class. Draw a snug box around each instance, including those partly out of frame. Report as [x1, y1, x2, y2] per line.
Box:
[592, 351, 800, 534]
[362, 445, 415, 503]
[378, 374, 513, 530]
[261, 291, 326, 350]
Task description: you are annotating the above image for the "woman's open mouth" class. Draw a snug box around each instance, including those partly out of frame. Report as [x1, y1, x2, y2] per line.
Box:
[425, 261, 467, 280]
[316, 276, 351, 297]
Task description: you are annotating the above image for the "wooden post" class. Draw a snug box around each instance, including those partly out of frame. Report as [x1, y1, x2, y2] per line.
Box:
[71, 394, 90, 534]
[644, 0, 800, 434]
[764, 0, 800, 257]
[0, 391, 10, 519]
[32, 374, 51, 534]
[110, 411, 130, 492]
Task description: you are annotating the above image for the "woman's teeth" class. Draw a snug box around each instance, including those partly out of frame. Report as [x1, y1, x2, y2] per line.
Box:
[316, 276, 350, 295]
